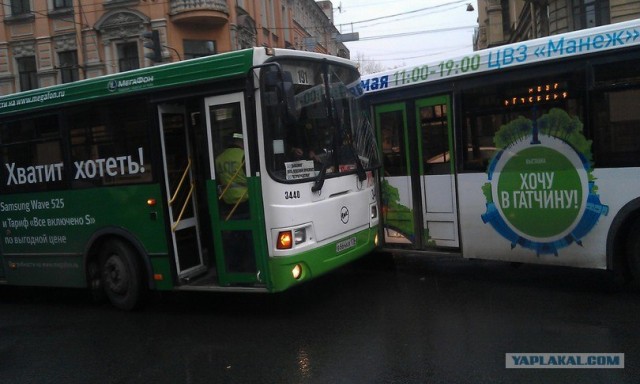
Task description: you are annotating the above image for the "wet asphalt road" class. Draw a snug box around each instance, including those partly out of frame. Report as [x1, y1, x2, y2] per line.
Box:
[1, 253, 638, 384]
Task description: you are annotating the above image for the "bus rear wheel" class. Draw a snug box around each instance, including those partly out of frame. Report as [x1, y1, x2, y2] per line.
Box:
[100, 239, 144, 310]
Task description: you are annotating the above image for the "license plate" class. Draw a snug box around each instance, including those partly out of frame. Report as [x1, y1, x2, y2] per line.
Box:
[336, 237, 356, 253]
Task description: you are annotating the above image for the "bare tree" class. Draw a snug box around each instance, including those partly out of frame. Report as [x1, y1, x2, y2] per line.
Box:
[353, 52, 387, 74]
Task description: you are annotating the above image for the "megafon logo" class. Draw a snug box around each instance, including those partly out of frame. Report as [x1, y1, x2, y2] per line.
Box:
[107, 76, 154, 93]
[107, 80, 118, 92]
[481, 108, 608, 256]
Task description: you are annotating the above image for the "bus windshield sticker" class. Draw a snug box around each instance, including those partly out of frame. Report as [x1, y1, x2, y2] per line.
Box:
[285, 160, 316, 180]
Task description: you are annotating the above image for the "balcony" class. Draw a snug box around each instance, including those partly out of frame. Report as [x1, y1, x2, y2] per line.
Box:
[170, 0, 229, 25]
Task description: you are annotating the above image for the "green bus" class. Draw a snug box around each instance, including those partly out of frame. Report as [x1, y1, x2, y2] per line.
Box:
[0, 47, 380, 309]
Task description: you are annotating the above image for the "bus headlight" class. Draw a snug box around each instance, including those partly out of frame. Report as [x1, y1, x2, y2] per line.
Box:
[370, 202, 379, 226]
[274, 225, 313, 252]
[294, 228, 306, 245]
[292, 264, 303, 279]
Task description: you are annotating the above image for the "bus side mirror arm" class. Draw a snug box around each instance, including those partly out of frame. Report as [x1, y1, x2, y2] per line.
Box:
[248, 62, 296, 123]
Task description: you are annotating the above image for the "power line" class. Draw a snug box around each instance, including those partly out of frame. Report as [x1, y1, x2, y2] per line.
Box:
[353, 24, 477, 41]
[356, 45, 472, 63]
[336, 0, 405, 9]
[336, 0, 468, 28]
[356, 3, 471, 29]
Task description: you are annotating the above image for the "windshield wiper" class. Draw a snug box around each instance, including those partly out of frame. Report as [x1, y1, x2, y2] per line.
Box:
[310, 61, 336, 193]
[311, 162, 330, 192]
[349, 144, 367, 181]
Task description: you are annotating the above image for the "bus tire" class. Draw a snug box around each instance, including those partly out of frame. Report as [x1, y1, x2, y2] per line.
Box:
[100, 239, 144, 310]
[626, 220, 640, 288]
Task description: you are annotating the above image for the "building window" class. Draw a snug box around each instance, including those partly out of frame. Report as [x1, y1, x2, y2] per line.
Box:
[53, 0, 73, 10]
[282, 4, 291, 43]
[261, 1, 268, 29]
[59, 51, 79, 83]
[11, 0, 31, 15]
[183, 40, 216, 59]
[268, 0, 275, 31]
[117, 42, 139, 72]
[572, 0, 610, 29]
[17, 56, 38, 91]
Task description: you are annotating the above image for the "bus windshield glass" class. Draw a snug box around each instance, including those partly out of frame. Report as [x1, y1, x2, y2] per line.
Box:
[262, 58, 379, 183]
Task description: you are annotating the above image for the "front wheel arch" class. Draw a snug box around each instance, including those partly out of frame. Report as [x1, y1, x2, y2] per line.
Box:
[607, 197, 640, 284]
[84, 228, 156, 292]
[624, 220, 640, 284]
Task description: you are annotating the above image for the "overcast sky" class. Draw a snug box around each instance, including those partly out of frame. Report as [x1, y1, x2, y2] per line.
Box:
[332, 0, 479, 70]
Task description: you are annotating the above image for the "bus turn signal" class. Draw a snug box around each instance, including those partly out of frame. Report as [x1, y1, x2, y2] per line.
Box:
[277, 231, 293, 249]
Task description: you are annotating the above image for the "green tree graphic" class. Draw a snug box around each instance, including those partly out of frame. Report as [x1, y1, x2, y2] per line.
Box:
[381, 179, 415, 241]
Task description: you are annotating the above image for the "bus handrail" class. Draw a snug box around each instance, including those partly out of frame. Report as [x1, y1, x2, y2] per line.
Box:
[218, 158, 245, 202]
[171, 182, 195, 232]
[225, 189, 248, 222]
[169, 158, 192, 206]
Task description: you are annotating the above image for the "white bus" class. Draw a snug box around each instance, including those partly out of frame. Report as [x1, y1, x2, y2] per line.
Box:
[363, 19, 640, 283]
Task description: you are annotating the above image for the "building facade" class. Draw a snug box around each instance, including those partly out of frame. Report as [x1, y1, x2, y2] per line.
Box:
[475, 0, 640, 49]
[0, 0, 348, 94]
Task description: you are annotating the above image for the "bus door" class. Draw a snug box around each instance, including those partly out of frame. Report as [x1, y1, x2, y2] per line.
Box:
[158, 105, 206, 280]
[375, 96, 459, 249]
[415, 96, 459, 248]
[375, 102, 417, 246]
[204, 93, 261, 287]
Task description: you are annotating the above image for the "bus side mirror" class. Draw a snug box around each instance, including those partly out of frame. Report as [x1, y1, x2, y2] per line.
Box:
[280, 71, 297, 120]
[263, 70, 297, 124]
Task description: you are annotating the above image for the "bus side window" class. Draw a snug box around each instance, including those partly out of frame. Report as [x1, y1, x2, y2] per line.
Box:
[0, 115, 64, 193]
[379, 111, 407, 177]
[419, 103, 450, 175]
[462, 114, 497, 172]
[460, 83, 503, 172]
[591, 60, 640, 168]
[69, 98, 152, 187]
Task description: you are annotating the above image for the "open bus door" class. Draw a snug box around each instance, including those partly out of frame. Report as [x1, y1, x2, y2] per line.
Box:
[375, 95, 459, 249]
[204, 93, 264, 287]
[158, 105, 206, 280]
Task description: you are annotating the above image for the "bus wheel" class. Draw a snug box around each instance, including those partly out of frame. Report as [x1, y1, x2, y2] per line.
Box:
[100, 239, 143, 310]
[626, 220, 640, 288]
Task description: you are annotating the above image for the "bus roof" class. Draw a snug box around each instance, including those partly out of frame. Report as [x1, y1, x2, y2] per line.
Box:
[0, 48, 258, 117]
[361, 18, 640, 94]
